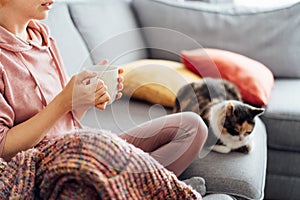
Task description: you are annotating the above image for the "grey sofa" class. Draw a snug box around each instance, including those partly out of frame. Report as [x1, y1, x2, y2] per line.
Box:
[43, 0, 300, 199]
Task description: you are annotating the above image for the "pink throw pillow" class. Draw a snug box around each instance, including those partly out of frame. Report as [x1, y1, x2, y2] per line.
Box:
[181, 48, 274, 106]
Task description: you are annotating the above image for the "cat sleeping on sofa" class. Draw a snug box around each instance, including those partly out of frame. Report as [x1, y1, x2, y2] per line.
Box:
[173, 78, 265, 154]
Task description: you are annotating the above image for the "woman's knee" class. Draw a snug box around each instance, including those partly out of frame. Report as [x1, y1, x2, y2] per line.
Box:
[182, 112, 207, 135]
[181, 112, 208, 151]
[188, 113, 208, 156]
[176, 112, 208, 162]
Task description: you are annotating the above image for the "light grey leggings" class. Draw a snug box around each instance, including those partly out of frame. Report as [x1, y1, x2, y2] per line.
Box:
[119, 112, 208, 176]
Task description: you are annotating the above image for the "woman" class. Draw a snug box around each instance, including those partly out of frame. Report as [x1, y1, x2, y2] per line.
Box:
[0, 0, 207, 181]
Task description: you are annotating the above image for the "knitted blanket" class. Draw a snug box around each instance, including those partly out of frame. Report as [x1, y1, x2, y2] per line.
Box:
[0, 130, 201, 200]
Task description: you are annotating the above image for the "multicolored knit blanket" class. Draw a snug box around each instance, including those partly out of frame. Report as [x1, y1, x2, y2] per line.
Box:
[0, 130, 201, 199]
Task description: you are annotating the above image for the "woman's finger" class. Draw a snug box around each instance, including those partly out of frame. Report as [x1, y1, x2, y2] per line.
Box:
[115, 92, 122, 100]
[95, 92, 110, 108]
[76, 70, 97, 83]
[117, 82, 123, 91]
[117, 76, 124, 83]
[95, 102, 108, 110]
[94, 84, 108, 98]
[97, 59, 109, 65]
[118, 67, 124, 74]
[84, 79, 103, 93]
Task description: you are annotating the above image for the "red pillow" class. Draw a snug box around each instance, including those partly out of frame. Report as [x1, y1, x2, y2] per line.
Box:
[181, 48, 274, 106]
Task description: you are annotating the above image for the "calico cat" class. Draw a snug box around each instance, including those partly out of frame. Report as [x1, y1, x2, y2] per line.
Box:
[173, 78, 265, 154]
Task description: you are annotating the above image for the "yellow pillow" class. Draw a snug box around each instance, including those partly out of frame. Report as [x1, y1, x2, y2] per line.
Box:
[121, 59, 201, 107]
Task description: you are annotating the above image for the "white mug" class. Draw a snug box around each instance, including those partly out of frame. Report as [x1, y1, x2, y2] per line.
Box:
[86, 65, 119, 105]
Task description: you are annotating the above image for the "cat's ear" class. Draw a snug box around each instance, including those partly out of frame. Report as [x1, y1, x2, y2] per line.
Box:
[225, 102, 234, 117]
[250, 107, 265, 118]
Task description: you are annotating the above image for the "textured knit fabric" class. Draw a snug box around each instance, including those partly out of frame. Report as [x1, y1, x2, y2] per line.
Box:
[0, 20, 80, 156]
[0, 129, 201, 199]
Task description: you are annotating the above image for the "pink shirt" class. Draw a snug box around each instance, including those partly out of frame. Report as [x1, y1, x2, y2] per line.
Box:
[0, 20, 81, 156]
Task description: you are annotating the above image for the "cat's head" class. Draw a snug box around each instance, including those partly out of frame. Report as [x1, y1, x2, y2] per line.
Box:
[220, 101, 265, 139]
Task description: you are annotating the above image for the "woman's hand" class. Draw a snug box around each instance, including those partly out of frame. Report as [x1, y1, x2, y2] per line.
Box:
[60, 59, 124, 113]
[60, 70, 111, 113]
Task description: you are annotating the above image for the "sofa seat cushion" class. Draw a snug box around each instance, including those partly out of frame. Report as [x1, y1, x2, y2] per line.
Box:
[81, 97, 171, 134]
[261, 79, 300, 152]
[179, 118, 267, 200]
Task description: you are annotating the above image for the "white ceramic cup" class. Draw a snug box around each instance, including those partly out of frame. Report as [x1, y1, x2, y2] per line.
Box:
[86, 65, 119, 105]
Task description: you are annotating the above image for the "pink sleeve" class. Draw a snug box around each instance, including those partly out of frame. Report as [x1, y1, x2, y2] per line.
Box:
[0, 64, 14, 157]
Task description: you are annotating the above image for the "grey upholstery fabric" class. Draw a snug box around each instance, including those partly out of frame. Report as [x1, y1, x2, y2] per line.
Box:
[132, 0, 300, 78]
[267, 149, 300, 179]
[68, 0, 148, 66]
[203, 194, 236, 200]
[42, 3, 93, 76]
[265, 173, 300, 200]
[81, 97, 170, 134]
[261, 79, 300, 151]
[265, 149, 300, 199]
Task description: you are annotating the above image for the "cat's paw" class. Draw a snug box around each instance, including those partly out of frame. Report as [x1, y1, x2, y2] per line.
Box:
[234, 142, 254, 154]
[211, 145, 231, 154]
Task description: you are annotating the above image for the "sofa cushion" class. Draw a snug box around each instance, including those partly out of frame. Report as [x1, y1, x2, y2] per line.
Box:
[42, 3, 93, 76]
[81, 97, 170, 134]
[181, 48, 274, 106]
[68, 0, 147, 66]
[261, 79, 300, 152]
[265, 173, 300, 200]
[267, 149, 300, 179]
[122, 59, 201, 107]
[132, 0, 300, 78]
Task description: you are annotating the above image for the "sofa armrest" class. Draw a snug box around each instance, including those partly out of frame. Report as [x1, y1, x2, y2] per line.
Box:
[179, 118, 267, 200]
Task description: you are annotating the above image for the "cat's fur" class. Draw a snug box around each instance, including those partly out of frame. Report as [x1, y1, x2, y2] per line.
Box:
[173, 78, 265, 154]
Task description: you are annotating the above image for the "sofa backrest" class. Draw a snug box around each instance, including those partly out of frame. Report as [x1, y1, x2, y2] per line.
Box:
[132, 0, 300, 78]
[43, 0, 147, 76]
